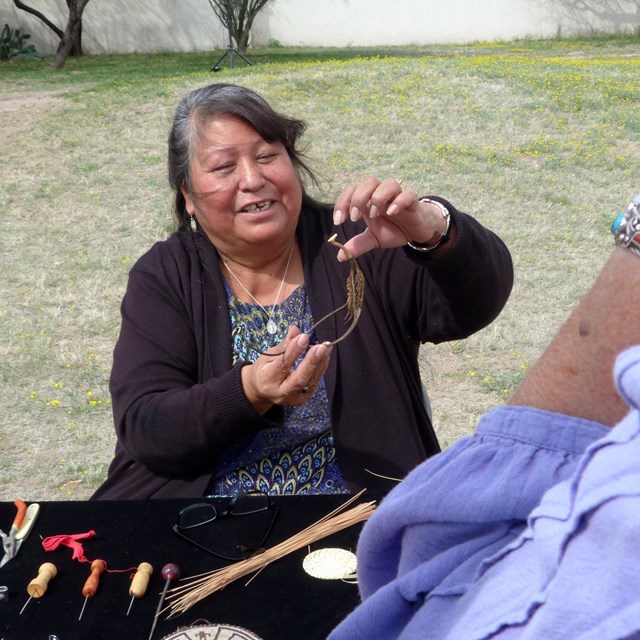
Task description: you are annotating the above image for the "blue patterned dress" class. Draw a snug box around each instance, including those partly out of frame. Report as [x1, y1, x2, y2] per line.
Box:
[207, 283, 350, 497]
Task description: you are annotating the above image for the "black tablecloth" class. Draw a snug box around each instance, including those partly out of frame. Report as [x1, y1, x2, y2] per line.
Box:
[0, 495, 374, 640]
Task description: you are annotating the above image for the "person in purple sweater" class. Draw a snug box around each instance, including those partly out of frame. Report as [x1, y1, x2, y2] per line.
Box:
[329, 193, 640, 639]
[93, 83, 512, 499]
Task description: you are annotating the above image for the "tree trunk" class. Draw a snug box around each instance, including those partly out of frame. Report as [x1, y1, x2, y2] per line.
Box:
[14, 0, 89, 69]
[237, 30, 250, 54]
[52, 0, 88, 69]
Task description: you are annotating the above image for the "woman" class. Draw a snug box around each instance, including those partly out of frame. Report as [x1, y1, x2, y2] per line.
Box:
[93, 83, 513, 499]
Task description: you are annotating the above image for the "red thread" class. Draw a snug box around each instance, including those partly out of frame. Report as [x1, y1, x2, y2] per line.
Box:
[107, 566, 138, 574]
[41, 531, 96, 563]
[41, 531, 138, 573]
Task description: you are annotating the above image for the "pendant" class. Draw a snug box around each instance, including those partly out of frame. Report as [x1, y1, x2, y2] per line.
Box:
[266, 319, 277, 335]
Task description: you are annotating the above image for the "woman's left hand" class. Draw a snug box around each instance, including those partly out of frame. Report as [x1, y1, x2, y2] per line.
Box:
[332, 176, 449, 260]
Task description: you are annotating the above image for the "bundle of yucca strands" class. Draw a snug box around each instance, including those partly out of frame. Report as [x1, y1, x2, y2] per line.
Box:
[164, 490, 376, 617]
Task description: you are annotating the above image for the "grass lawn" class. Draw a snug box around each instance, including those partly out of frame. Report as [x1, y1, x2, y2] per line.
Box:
[1, 36, 639, 500]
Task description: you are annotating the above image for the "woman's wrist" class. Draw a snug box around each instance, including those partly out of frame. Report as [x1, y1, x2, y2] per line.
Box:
[407, 198, 452, 252]
[241, 363, 273, 415]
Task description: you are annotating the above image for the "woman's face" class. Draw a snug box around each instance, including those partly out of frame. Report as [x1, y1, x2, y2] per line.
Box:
[182, 114, 303, 254]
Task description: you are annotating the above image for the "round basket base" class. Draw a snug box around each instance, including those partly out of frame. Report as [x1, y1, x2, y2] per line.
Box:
[161, 622, 264, 640]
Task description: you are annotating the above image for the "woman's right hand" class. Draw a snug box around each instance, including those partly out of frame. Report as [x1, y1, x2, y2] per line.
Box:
[332, 176, 452, 259]
[241, 326, 333, 413]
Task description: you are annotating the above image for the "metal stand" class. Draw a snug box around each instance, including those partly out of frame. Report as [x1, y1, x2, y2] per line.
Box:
[211, 0, 253, 71]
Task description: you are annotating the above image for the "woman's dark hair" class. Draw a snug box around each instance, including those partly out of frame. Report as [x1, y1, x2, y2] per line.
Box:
[168, 83, 323, 229]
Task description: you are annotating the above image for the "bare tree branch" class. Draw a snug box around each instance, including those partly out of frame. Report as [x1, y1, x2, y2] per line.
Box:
[208, 0, 273, 54]
[12, 0, 63, 39]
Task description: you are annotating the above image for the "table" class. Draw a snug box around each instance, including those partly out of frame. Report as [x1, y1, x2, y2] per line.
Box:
[0, 494, 374, 640]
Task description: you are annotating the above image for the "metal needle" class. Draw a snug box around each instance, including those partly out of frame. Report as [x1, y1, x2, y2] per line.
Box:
[19, 563, 57, 615]
[148, 563, 180, 640]
[79, 558, 106, 621]
[126, 562, 153, 615]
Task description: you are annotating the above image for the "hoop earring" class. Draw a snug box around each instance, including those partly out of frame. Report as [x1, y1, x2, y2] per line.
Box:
[190, 215, 197, 233]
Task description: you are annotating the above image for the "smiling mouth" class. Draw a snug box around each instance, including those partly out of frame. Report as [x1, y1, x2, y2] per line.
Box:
[242, 200, 273, 213]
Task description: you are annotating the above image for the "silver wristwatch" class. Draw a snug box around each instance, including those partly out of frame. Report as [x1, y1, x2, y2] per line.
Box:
[611, 193, 640, 257]
[406, 198, 451, 252]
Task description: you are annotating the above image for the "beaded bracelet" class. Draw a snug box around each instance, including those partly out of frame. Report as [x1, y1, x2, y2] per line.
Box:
[611, 193, 640, 257]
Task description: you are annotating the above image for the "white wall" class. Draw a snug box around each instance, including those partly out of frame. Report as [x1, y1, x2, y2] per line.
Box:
[1, 0, 638, 57]
[253, 0, 560, 47]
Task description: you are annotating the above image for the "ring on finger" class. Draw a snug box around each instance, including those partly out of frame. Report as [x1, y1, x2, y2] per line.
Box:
[300, 385, 310, 394]
[395, 178, 403, 190]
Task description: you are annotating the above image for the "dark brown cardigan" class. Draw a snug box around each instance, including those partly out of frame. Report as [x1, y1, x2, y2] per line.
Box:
[93, 199, 513, 499]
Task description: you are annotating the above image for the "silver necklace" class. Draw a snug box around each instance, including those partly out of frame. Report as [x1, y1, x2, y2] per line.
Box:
[221, 241, 296, 335]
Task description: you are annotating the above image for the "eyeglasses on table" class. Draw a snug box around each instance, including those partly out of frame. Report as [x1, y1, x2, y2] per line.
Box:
[172, 491, 279, 562]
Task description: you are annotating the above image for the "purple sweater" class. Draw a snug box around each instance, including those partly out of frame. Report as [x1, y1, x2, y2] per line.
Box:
[330, 346, 640, 639]
[93, 201, 512, 499]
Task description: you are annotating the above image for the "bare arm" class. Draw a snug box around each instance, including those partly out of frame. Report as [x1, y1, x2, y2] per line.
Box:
[510, 248, 640, 426]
